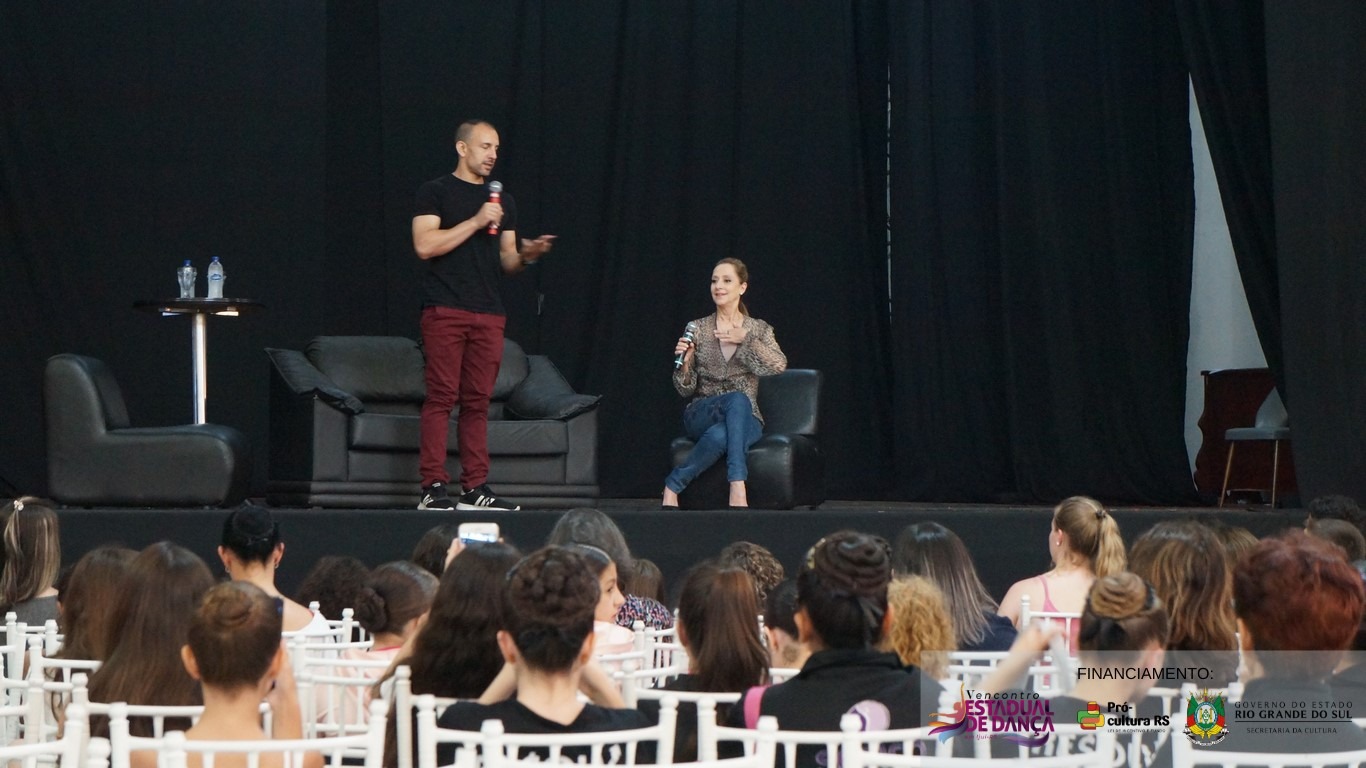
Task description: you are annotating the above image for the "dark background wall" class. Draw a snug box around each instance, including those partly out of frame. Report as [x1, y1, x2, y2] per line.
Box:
[3, 1, 1363, 506]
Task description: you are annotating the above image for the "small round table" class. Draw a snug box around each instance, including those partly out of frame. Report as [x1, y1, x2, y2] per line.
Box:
[134, 298, 265, 424]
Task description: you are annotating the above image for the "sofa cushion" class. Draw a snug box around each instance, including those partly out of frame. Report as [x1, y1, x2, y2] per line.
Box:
[349, 413, 568, 455]
[267, 348, 365, 414]
[307, 337, 426, 403]
[492, 341, 529, 401]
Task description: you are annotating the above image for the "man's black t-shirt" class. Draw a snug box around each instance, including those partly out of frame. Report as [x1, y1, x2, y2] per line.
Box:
[413, 174, 519, 314]
[436, 699, 654, 765]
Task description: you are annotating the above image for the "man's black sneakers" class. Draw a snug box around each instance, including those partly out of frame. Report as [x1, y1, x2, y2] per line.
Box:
[418, 482, 455, 511]
[456, 484, 520, 511]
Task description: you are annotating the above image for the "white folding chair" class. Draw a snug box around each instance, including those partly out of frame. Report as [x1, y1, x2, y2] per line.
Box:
[294, 657, 391, 737]
[110, 700, 387, 768]
[0, 701, 87, 768]
[305, 603, 369, 646]
[479, 696, 677, 767]
[699, 704, 937, 768]
[1019, 595, 1081, 658]
[24, 644, 103, 743]
[614, 659, 689, 708]
[630, 621, 686, 673]
[839, 720, 1117, 766]
[1172, 739, 1366, 768]
[413, 695, 485, 768]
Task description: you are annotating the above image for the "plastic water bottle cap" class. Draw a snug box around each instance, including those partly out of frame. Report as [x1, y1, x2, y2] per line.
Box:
[183, 260, 192, 266]
[211, 256, 220, 262]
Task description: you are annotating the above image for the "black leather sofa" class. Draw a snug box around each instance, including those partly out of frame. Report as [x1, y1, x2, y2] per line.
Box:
[44, 354, 251, 507]
[670, 369, 824, 510]
[265, 336, 600, 508]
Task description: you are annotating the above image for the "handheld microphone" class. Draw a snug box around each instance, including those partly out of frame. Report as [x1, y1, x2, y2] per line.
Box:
[674, 321, 699, 370]
[486, 181, 503, 235]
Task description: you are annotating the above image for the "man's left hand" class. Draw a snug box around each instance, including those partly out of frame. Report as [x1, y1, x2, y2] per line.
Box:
[520, 234, 557, 264]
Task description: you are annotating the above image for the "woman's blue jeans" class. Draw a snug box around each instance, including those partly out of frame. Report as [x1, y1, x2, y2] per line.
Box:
[665, 392, 763, 493]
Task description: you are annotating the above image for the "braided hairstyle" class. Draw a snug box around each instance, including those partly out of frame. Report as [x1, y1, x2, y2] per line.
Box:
[187, 581, 283, 688]
[796, 531, 893, 650]
[1078, 572, 1170, 657]
[505, 546, 601, 672]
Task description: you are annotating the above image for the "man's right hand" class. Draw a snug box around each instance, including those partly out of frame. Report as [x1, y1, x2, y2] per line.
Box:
[475, 201, 504, 229]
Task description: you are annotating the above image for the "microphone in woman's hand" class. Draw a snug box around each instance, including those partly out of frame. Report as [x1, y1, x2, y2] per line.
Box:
[674, 321, 699, 370]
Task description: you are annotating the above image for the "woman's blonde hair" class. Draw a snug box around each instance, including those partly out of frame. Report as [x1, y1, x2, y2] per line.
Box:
[1128, 521, 1237, 653]
[880, 576, 954, 680]
[1054, 496, 1125, 577]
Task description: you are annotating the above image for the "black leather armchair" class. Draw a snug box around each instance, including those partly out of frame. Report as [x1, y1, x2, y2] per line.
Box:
[670, 369, 824, 510]
[44, 354, 251, 507]
[265, 336, 600, 508]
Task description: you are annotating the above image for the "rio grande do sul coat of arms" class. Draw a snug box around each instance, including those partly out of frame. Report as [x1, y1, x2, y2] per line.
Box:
[1184, 689, 1228, 746]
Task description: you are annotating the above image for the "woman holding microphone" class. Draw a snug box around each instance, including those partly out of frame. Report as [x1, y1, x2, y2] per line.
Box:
[662, 258, 786, 509]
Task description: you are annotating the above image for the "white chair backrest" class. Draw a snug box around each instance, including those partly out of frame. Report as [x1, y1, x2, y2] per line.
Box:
[294, 658, 391, 737]
[414, 695, 484, 768]
[839, 720, 1118, 767]
[631, 621, 686, 672]
[0, 701, 87, 768]
[767, 668, 800, 685]
[479, 696, 677, 768]
[1171, 739, 1366, 768]
[614, 660, 689, 708]
[112, 700, 388, 768]
[1019, 594, 1082, 658]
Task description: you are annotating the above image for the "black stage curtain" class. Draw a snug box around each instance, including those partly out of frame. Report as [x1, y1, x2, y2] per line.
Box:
[1263, 0, 1366, 502]
[1174, 0, 1284, 394]
[0, 2, 326, 496]
[886, 2, 1200, 504]
[373, 1, 896, 498]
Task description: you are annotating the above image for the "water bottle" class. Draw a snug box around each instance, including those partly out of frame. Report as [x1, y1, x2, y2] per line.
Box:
[207, 256, 226, 299]
[177, 260, 197, 298]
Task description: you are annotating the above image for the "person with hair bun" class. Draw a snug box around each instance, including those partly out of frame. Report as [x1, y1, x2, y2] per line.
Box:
[333, 562, 437, 724]
[1, 496, 62, 625]
[998, 496, 1126, 638]
[171, 580, 318, 768]
[976, 572, 1170, 762]
[219, 504, 330, 636]
[762, 580, 809, 670]
[662, 258, 787, 509]
[729, 531, 922, 757]
[436, 547, 651, 765]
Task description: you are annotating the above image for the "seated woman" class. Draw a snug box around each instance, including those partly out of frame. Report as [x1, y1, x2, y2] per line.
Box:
[565, 545, 634, 661]
[662, 258, 787, 509]
[972, 572, 1170, 762]
[880, 576, 953, 681]
[335, 562, 437, 722]
[546, 508, 672, 629]
[159, 581, 317, 768]
[1, 497, 62, 626]
[762, 580, 809, 670]
[436, 546, 651, 764]
[219, 504, 330, 636]
[1127, 520, 1239, 686]
[998, 496, 1126, 645]
[642, 562, 768, 761]
[87, 542, 217, 738]
[892, 521, 1016, 652]
[729, 531, 922, 763]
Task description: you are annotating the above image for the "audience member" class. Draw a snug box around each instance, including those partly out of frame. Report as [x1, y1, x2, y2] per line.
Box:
[645, 562, 768, 761]
[173, 581, 317, 768]
[729, 531, 922, 762]
[220, 504, 329, 636]
[628, 558, 665, 604]
[974, 572, 1169, 762]
[87, 542, 216, 737]
[1306, 517, 1366, 561]
[545, 508, 673, 629]
[0, 497, 62, 625]
[55, 545, 137, 661]
[436, 547, 652, 765]
[1306, 494, 1366, 539]
[410, 524, 461, 578]
[295, 556, 371, 633]
[565, 545, 634, 659]
[379, 542, 521, 768]
[880, 576, 953, 680]
[337, 562, 438, 723]
[762, 580, 809, 670]
[717, 541, 785, 605]
[1127, 520, 1238, 685]
[1197, 516, 1259, 572]
[891, 521, 1016, 652]
[999, 496, 1125, 636]
[1228, 532, 1366, 754]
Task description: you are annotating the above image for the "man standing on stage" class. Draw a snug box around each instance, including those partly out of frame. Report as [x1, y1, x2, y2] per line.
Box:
[412, 119, 555, 511]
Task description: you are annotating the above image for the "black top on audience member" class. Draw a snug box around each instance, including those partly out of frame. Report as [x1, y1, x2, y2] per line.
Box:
[731, 531, 921, 755]
[436, 547, 651, 764]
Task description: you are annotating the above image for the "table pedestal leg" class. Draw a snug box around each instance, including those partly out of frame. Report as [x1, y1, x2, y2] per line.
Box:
[193, 313, 207, 424]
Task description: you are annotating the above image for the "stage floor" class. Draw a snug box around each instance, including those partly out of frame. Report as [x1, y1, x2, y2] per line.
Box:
[56, 500, 1301, 601]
